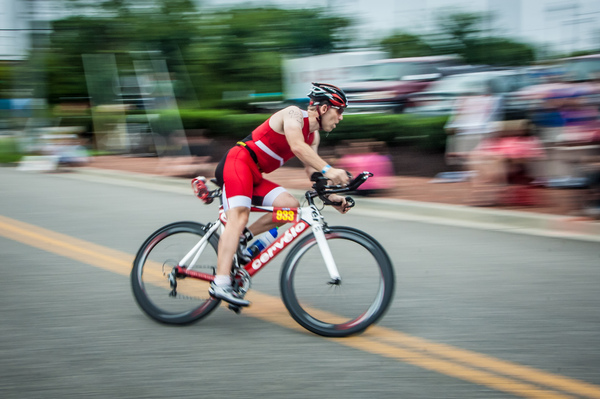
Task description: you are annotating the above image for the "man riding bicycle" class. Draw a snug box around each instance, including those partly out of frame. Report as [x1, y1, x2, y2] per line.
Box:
[209, 82, 351, 307]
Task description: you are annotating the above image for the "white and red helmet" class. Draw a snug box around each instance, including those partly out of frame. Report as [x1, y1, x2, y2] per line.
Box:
[308, 82, 348, 109]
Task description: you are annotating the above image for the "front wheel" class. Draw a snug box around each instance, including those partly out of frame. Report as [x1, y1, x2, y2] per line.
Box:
[280, 226, 395, 337]
[131, 221, 221, 325]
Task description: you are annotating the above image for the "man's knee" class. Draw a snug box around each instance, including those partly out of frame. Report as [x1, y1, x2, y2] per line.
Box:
[226, 207, 250, 228]
[273, 192, 300, 208]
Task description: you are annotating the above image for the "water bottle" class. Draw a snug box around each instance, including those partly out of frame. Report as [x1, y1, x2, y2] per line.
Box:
[243, 227, 278, 259]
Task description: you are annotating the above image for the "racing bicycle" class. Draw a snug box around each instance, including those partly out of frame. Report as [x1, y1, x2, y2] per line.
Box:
[130, 172, 395, 337]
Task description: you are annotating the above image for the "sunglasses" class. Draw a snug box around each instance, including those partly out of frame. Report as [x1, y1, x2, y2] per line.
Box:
[330, 106, 345, 115]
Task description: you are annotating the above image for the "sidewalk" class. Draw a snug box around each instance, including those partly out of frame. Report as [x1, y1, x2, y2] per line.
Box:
[76, 155, 600, 241]
[84, 155, 587, 217]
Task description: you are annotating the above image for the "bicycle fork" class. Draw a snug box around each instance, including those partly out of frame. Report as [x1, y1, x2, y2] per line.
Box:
[305, 205, 342, 285]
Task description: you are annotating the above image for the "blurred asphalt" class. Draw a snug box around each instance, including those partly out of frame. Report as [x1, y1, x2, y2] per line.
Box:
[60, 155, 600, 242]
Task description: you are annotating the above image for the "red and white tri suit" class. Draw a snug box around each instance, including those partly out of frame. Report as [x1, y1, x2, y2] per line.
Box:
[215, 110, 314, 210]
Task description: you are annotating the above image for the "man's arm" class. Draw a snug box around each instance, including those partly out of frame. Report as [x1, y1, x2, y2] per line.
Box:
[283, 107, 348, 185]
[304, 128, 321, 177]
[302, 121, 350, 214]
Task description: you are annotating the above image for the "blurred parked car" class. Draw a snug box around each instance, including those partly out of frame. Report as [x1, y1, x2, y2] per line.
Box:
[341, 55, 461, 114]
[509, 56, 600, 116]
[562, 53, 600, 82]
[405, 69, 536, 118]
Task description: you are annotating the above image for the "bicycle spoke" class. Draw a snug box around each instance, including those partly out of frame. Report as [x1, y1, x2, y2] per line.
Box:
[131, 222, 220, 324]
[281, 227, 394, 337]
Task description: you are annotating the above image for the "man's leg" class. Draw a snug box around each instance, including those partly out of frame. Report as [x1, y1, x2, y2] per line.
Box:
[210, 206, 251, 306]
[468, 152, 507, 205]
[216, 206, 250, 275]
[210, 146, 260, 306]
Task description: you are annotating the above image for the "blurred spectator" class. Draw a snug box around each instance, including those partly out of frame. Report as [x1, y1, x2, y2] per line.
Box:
[336, 140, 395, 195]
[41, 134, 90, 167]
[557, 94, 599, 144]
[582, 158, 600, 218]
[444, 83, 504, 171]
[467, 120, 545, 206]
[530, 94, 566, 145]
[547, 91, 600, 187]
[519, 70, 600, 188]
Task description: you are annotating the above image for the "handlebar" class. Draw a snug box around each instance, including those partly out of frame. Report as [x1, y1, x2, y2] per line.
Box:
[308, 171, 374, 207]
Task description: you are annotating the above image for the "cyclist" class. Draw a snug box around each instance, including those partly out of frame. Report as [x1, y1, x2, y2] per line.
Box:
[209, 82, 351, 306]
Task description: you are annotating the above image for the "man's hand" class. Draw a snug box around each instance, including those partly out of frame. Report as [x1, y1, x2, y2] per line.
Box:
[324, 167, 350, 186]
[328, 194, 351, 214]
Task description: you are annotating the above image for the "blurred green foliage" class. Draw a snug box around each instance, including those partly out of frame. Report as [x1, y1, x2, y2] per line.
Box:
[0, 64, 13, 96]
[0, 137, 22, 163]
[379, 33, 434, 58]
[433, 11, 536, 66]
[50, 106, 448, 152]
[30, 1, 353, 105]
[380, 11, 536, 66]
[323, 114, 449, 151]
[176, 110, 448, 152]
[190, 7, 352, 99]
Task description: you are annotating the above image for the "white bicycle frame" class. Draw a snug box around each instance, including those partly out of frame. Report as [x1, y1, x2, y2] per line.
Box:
[178, 203, 341, 282]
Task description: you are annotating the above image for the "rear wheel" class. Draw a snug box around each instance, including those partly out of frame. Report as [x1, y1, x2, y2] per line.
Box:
[280, 226, 395, 337]
[131, 221, 221, 324]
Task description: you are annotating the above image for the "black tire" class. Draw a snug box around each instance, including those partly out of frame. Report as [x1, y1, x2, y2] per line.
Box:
[131, 221, 221, 325]
[280, 226, 395, 337]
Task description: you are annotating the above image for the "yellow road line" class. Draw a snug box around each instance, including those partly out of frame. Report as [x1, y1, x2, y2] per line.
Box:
[0, 215, 132, 277]
[1, 214, 599, 399]
[371, 329, 600, 399]
[244, 293, 575, 399]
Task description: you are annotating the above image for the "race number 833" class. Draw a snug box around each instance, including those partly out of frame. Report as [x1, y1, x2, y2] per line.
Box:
[272, 208, 298, 223]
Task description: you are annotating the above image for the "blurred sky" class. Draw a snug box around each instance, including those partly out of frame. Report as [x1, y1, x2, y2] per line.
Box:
[202, 0, 600, 54]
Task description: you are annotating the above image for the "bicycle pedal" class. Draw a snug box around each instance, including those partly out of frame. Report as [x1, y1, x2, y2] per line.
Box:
[228, 304, 242, 314]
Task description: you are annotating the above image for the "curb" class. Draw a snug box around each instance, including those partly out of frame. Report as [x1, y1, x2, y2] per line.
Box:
[73, 167, 600, 242]
[356, 197, 600, 241]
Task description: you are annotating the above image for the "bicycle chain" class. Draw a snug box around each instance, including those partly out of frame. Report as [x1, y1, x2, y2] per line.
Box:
[170, 293, 210, 301]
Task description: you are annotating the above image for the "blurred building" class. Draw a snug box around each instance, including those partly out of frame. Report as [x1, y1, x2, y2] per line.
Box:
[0, 0, 32, 61]
[0, 0, 67, 61]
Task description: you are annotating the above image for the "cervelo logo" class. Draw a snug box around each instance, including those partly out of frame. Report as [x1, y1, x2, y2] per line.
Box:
[251, 222, 307, 270]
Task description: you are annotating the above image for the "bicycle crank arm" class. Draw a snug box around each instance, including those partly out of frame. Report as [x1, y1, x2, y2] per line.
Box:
[168, 270, 178, 297]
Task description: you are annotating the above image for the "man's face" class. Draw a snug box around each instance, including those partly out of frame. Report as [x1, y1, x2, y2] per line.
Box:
[321, 104, 344, 132]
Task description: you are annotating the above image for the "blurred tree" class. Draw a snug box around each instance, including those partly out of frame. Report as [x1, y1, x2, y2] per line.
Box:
[45, 16, 118, 103]
[428, 10, 536, 65]
[0, 63, 13, 97]
[379, 32, 433, 58]
[434, 11, 485, 55]
[466, 38, 536, 66]
[38, 2, 353, 104]
[43, 0, 201, 104]
[188, 7, 353, 100]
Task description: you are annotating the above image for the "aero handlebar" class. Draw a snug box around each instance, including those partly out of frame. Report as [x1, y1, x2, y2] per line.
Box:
[309, 171, 374, 207]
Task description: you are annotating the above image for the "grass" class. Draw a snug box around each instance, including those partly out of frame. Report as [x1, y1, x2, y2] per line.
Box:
[0, 136, 23, 164]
